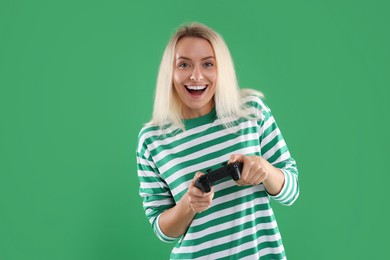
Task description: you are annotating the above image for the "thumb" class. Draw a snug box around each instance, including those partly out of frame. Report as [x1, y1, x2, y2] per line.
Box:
[189, 172, 203, 189]
[229, 154, 243, 164]
[193, 171, 205, 182]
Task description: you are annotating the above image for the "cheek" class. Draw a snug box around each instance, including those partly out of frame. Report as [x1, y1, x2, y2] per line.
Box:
[172, 71, 180, 86]
[204, 70, 217, 84]
[173, 70, 189, 85]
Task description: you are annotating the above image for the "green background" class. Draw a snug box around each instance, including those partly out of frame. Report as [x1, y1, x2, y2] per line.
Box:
[1, 0, 389, 259]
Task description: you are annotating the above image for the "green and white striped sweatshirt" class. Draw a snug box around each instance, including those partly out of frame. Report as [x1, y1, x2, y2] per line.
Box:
[137, 94, 299, 259]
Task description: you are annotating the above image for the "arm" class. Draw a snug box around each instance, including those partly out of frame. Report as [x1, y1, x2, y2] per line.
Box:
[230, 96, 299, 205]
[138, 137, 214, 241]
[158, 172, 214, 238]
[257, 100, 299, 205]
[228, 154, 285, 196]
[137, 144, 177, 242]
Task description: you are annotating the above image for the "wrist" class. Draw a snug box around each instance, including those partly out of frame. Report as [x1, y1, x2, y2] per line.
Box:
[182, 192, 197, 215]
[262, 166, 285, 196]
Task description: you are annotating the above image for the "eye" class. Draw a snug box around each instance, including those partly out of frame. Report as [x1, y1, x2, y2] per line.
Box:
[203, 62, 214, 68]
[178, 62, 190, 68]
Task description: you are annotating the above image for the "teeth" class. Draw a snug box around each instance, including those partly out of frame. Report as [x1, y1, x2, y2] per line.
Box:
[186, 85, 207, 90]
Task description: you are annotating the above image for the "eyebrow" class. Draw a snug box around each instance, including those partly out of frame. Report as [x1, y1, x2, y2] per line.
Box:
[176, 56, 215, 61]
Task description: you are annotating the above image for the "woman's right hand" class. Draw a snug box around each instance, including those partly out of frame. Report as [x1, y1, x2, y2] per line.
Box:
[158, 172, 215, 238]
[187, 172, 215, 213]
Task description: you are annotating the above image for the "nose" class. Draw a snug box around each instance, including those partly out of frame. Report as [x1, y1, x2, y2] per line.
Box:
[190, 65, 203, 82]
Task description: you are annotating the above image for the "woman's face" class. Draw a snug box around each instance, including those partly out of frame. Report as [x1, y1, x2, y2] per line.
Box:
[173, 37, 217, 119]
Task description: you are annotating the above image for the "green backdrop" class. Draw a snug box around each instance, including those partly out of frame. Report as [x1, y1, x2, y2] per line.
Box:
[1, 0, 389, 259]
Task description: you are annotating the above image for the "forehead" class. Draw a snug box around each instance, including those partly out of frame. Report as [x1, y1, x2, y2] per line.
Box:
[175, 37, 215, 59]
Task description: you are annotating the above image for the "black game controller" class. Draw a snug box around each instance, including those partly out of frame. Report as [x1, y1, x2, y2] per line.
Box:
[194, 162, 243, 193]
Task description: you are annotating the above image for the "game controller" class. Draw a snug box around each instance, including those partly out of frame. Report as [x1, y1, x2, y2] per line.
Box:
[194, 162, 243, 193]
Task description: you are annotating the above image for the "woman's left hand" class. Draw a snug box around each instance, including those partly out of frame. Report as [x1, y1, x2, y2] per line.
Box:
[228, 154, 271, 186]
[228, 154, 285, 195]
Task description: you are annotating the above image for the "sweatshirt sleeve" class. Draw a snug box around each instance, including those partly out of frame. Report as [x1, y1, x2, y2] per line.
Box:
[136, 132, 178, 243]
[257, 98, 300, 206]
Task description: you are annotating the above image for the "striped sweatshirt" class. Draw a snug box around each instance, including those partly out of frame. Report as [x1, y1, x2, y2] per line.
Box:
[136, 94, 299, 259]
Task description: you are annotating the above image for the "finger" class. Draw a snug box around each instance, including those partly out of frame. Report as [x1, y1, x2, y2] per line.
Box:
[246, 165, 262, 184]
[253, 174, 264, 185]
[240, 160, 252, 182]
[190, 178, 214, 198]
[189, 185, 207, 197]
[191, 191, 213, 201]
[190, 172, 205, 193]
[194, 193, 214, 205]
[235, 159, 256, 185]
[253, 167, 269, 185]
[193, 171, 205, 181]
[190, 197, 212, 205]
[228, 154, 244, 164]
[257, 168, 268, 184]
[235, 179, 245, 186]
[189, 172, 203, 190]
[189, 190, 214, 212]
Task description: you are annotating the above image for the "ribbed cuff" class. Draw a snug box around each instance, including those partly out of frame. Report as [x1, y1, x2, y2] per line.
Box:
[268, 169, 299, 206]
[153, 214, 180, 243]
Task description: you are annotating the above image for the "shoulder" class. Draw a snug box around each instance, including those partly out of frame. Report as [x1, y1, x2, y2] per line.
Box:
[137, 125, 156, 154]
[137, 122, 179, 151]
[138, 123, 159, 141]
[240, 88, 272, 116]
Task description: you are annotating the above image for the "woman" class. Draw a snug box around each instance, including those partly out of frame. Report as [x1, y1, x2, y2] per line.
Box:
[137, 22, 299, 259]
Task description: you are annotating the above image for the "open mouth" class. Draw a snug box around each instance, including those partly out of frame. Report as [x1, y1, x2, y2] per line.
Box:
[185, 85, 208, 96]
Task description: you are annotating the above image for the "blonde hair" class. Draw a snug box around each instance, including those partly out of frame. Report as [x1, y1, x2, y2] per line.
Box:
[149, 22, 262, 130]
